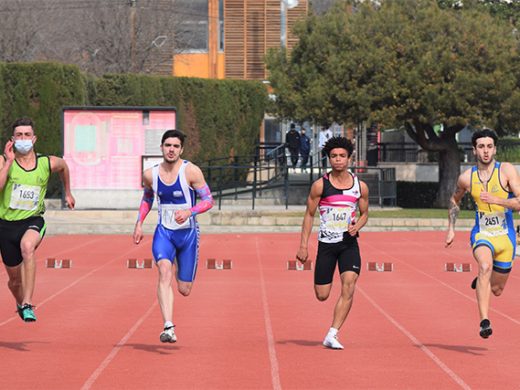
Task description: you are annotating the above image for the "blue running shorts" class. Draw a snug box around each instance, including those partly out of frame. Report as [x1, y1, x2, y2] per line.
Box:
[152, 224, 200, 282]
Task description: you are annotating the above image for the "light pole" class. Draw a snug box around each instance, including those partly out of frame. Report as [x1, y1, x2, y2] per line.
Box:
[281, 0, 299, 49]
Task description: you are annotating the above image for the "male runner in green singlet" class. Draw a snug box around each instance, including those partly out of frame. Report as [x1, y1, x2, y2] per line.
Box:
[0, 117, 75, 322]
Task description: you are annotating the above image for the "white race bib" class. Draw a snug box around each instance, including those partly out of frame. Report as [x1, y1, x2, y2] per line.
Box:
[10, 183, 41, 211]
[160, 204, 190, 230]
[478, 212, 507, 237]
[323, 207, 352, 233]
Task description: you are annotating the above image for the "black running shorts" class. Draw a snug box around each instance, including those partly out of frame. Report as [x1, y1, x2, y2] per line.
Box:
[315, 235, 361, 285]
[0, 216, 46, 267]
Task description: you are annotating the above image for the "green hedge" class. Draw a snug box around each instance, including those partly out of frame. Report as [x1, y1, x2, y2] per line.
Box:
[0, 62, 88, 154]
[93, 75, 267, 163]
[0, 62, 269, 197]
[397, 181, 474, 210]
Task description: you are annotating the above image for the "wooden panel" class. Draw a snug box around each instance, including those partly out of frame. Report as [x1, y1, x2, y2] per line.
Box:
[224, 0, 308, 80]
[245, 1, 266, 79]
[224, 0, 245, 79]
[287, 1, 308, 50]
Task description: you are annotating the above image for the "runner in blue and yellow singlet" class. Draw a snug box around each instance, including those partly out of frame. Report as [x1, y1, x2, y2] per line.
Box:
[446, 129, 520, 339]
[0, 117, 75, 322]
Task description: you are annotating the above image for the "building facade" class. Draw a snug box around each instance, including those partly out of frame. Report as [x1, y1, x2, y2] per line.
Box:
[173, 0, 308, 80]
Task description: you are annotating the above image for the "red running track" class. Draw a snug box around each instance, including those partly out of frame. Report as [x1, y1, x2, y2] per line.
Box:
[1, 231, 519, 389]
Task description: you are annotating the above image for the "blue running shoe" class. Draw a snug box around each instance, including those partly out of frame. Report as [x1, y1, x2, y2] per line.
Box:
[20, 304, 36, 322]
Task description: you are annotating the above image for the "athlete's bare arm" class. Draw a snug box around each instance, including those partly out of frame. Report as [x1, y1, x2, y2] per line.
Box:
[296, 178, 323, 263]
[347, 180, 369, 237]
[133, 169, 153, 244]
[480, 162, 520, 211]
[0, 141, 15, 189]
[174, 163, 214, 225]
[50, 156, 75, 210]
[446, 170, 471, 247]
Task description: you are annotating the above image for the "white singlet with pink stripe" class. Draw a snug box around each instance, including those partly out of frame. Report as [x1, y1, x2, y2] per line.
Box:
[318, 171, 361, 243]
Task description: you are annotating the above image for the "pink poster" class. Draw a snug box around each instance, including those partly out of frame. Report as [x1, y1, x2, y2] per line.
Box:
[63, 108, 176, 190]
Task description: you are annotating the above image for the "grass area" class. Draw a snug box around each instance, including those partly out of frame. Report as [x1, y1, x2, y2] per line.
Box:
[369, 208, 519, 220]
[369, 208, 473, 219]
[261, 208, 518, 221]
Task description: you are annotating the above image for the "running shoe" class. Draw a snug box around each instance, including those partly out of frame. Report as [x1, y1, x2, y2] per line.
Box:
[323, 334, 344, 350]
[471, 277, 477, 290]
[160, 325, 177, 343]
[16, 304, 24, 320]
[479, 319, 492, 339]
[20, 304, 36, 322]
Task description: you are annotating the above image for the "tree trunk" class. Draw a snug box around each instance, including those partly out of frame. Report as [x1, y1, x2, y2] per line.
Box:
[436, 143, 461, 208]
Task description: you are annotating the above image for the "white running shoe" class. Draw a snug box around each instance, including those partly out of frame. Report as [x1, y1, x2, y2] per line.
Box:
[323, 333, 344, 350]
[160, 326, 177, 343]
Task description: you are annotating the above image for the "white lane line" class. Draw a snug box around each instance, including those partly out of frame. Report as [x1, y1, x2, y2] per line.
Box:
[0, 237, 152, 326]
[0, 236, 106, 278]
[81, 301, 158, 390]
[255, 237, 282, 390]
[358, 286, 471, 390]
[369, 238, 520, 326]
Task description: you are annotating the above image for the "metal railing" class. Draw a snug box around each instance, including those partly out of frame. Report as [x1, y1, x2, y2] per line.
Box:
[143, 142, 397, 209]
[375, 141, 520, 163]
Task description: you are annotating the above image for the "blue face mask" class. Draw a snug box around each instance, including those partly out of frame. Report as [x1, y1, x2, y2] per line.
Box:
[14, 139, 34, 154]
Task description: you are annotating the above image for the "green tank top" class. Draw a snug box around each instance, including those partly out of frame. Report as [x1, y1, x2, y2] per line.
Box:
[0, 155, 51, 221]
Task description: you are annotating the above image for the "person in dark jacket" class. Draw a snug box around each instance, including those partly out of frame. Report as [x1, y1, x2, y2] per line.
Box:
[285, 123, 301, 172]
[299, 128, 311, 172]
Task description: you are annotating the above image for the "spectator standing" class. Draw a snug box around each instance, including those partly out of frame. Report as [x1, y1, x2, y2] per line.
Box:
[319, 128, 333, 169]
[299, 128, 311, 172]
[285, 123, 301, 173]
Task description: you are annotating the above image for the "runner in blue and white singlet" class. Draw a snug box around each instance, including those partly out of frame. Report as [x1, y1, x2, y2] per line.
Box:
[151, 160, 200, 283]
[133, 129, 214, 344]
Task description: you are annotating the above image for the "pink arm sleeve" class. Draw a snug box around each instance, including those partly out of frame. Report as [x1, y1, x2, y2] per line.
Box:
[137, 188, 154, 222]
[190, 184, 214, 216]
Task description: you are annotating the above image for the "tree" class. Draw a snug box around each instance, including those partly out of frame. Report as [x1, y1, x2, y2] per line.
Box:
[0, 0, 57, 62]
[0, 0, 204, 75]
[439, 0, 520, 27]
[266, 0, 520, 207]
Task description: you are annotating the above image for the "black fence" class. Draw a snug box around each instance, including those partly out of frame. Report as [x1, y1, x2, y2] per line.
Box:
[374, 141, 520, 164]
[143, 142, 397, 209]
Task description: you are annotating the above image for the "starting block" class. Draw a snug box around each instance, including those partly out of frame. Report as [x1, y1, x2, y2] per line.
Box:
[46, 258, 72, 269]
[445, 262, 471, 272]
[287, 260, 312, 271]
[367, 262, 393, 272]
[206, 258, 232, 270]
[127, 258, 153, 269]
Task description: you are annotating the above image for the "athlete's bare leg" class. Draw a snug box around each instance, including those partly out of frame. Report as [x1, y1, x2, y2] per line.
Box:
[5, 264, 23, 304]
[331, 271, 358, 330]
[490, 271, 510, 296]
[314, 283, 332, 301]
[156, 259, 174, 323]
[473, 246, 493, 321]
[19, 229, 42, 305]
[177, 280, 193, 297]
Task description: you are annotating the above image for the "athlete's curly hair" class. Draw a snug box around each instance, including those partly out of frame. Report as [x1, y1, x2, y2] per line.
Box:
[322, 136, 354, 158]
